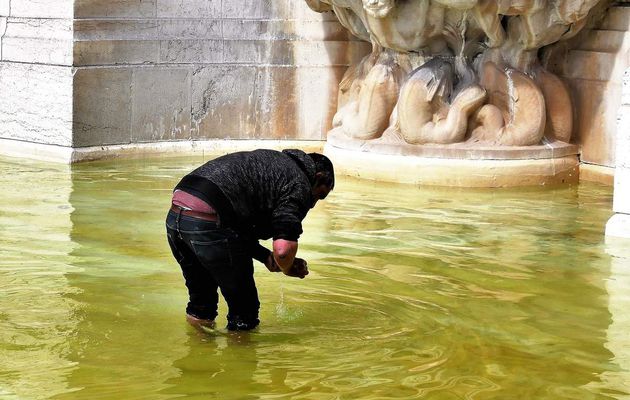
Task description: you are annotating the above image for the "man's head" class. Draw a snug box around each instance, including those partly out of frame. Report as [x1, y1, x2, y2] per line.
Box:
[308, 153, 335, 208]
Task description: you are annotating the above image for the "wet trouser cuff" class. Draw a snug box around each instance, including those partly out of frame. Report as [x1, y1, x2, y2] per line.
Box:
[186, 304, 218, 321]
[226, 314, 260, 331]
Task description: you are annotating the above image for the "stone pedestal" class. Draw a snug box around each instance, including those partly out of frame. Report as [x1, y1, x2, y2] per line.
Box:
[606, 69, 630, 239]
[325, 129, 580, 187]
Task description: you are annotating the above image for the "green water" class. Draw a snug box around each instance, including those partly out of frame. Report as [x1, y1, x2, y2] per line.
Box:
[1, 155, 629, 400]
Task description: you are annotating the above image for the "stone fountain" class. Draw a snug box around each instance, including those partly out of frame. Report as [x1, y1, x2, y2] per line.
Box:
[305, 0, 610, 186]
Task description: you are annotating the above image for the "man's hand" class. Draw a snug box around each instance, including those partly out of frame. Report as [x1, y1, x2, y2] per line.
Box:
[284, 258, 309, 279]
[264, 253, 282, 272]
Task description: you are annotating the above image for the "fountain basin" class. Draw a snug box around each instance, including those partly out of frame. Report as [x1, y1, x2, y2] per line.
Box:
[325, 128, 580, 187]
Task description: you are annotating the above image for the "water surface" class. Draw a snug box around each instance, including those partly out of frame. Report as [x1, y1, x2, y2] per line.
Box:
[1, 155, 629, 399]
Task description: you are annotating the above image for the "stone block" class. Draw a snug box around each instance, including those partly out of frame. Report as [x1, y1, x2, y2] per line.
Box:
[223, 40, 292, 65]
[0, 17, 6, 59]
[10, 0, 73, 18]
[222, 0, 286, 19]
[287, 0, 338, 21]
[74, 0, 156, 18]
[576, 30, 630, 53]
[293, 20, 356, 41]
[613, 167, 630, 214]
[623, 69, 630, 105]
[74, 20, 159, 41]
[222, 19, 351, 42]
[254, 66, 299, 139]
[157, 0, 221, 18]
[292, 40, 370, 66]
[0, 62, 73, 146]
[2, 18, 73, 65]
[159, 39, 223, 63]
[0, 0, 8, 16]
[74, 40, 159, 66]
[222, 20, 295, 41]
[157, 19, 221, 40]
[73, 68, 133, 147]
[568, 78, 618, 166]
[566, 50, 626, 82]
[600, 6, 630, 31]
[294, 66, 346, 140]
[191, 65, 258, 139]
[131, 68, 191, 142]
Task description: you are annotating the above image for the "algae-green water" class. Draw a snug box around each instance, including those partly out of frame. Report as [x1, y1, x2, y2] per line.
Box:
[1, 155, 630, 400]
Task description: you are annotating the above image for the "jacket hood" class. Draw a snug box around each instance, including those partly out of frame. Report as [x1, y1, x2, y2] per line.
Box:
[282, 149, 316, 186]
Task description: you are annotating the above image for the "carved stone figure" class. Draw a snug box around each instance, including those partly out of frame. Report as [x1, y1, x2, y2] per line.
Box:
[333, 49, 409, 140]
[396, 58, 487, 144]
[468, 62, 546, 146]
[304, 0, 607, 146]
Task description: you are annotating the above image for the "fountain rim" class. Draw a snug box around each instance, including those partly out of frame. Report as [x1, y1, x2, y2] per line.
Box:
[325, 129, 580, 187]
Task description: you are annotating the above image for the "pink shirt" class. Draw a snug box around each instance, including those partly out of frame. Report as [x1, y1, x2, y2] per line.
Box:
[172, 190, 215, 214]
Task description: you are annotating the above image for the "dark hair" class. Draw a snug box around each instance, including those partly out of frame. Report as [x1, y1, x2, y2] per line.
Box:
[309, 153, 335, 190]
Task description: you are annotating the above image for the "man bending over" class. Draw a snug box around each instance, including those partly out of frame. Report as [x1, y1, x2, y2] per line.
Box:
[165, 149, 335, 331]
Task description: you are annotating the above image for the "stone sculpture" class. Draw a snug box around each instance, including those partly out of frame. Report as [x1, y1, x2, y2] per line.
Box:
[306, 0, 608, 146]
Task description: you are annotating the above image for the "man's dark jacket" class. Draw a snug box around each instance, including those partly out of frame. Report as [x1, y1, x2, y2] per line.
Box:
[174, 149, 316, 261]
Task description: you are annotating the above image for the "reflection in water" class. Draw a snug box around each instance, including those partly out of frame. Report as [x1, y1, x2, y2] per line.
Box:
[1, 155, 629, 399]
[0, 159, 80, 399]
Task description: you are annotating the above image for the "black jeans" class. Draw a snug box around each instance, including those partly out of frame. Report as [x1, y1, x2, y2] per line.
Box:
[166, 209, 260, 330]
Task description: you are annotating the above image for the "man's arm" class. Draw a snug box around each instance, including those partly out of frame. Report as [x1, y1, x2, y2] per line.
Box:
[273, 239, 298, 272]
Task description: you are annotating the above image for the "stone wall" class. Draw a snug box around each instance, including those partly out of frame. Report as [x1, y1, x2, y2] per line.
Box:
[0, 0, 74, 147]
[72, 1, 369, 146]
[73, 0, 366, 147]
[1, 0, 369, 153]
[606, 68, 630, 239]
[558, 5, 630, 168]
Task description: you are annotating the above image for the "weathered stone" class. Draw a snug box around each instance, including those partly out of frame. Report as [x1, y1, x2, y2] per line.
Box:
[600, 6, 630, 31]
[614, 167, 630, 214]
[288, 0, 338, 21]
[606, 67, 630, 238]
[566, 50, 626, 82]
[223, 40, 293, 65]
[569, 79, 618, 166]
[221, 19, 351, 41]
[577, 30, 630, 53]
[157, 19, 221, 40]
[159, 39, 223, 63]
[325, 142, 579, 187]
[191, 65, 258, 139]
[614, 102, 630, 213]
[131, 67, 191, 142]
[222, 20, 296, 42]
[2, 17, 73, 65]
[72, 68, 132, 147]
[0, 62, 73, 146]
[291, 20, 357, 41]
[292, 41, 371, 66]
[0, 17, 6, 59]
[0, 0, 9, 16]
[255, 66, 299, 139]
[157, 0, 221, 18]
[222, 0, 282, 19]
[74, 40, 159, 66]
[74, 0, 156, 18]
[223, 40, 369, 66]
[293, 66, 347, 140]
[74, 20, 159, 41]
[10, 0, 73, 18]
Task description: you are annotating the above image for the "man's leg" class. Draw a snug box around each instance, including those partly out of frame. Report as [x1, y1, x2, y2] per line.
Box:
[215, 249, 261, 331]
[166, 223, 219, 330]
